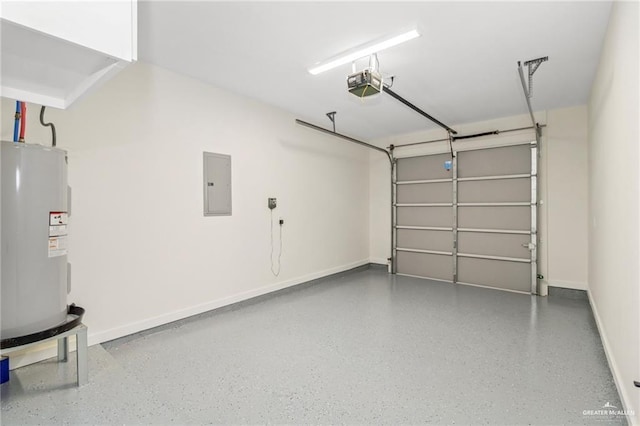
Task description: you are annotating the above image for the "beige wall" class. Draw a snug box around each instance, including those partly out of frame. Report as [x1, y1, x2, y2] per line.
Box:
[587, 1, 640, 422]
[369, 106, 589, 291]
[1, 62, 370, 361]
[546, 106, 589, 290]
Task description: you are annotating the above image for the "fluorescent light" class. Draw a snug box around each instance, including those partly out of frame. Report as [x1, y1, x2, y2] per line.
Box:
[308, 29, 421, 75]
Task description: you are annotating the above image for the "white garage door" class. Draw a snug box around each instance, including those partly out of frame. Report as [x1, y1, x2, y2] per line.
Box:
[394, 142, 538, 294]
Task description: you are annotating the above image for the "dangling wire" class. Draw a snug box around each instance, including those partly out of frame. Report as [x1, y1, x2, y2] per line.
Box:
[384, 75, 395, 89]
[360, 85, 368, 100]
[448, 130, 455, 158]
[270, 209, 282, 277]
[366, 53, 378, 72]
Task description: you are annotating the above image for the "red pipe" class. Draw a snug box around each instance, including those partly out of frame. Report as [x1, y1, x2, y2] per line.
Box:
[19, 102, 26, 142]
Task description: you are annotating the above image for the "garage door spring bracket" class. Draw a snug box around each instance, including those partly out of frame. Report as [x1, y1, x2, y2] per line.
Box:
[518, 56, 548, 140]
[523, 56, 548, 98]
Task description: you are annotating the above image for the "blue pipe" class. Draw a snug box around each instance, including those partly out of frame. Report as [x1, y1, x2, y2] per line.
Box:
[13, 101, 20, 142]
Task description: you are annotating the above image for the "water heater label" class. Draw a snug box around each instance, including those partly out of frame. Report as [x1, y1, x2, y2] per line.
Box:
[50, 212, 68, 226]
[49, 225, 67, 237]
[48, 211, 69, 257]
[48, 236, 68, 258]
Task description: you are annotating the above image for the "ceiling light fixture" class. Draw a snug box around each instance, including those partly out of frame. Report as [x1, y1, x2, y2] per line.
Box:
[308, 29, 420, 75]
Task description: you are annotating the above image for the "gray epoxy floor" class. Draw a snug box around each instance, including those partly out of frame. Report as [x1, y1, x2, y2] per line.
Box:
[1, 266, 625, 425]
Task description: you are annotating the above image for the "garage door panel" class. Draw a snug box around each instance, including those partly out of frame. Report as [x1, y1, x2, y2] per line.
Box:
[458, 232, 530, 258]
[397, 206, 451, 227]
[457, 257, 530, 292]
[457, 145, 531, 178]
[397, 182, 452, 203]
[394, 143, 535, 293]
[397, 154, 452, 181]
[458, 206, 530, 230]
[458, 178, 530, 203]
[397, 229, 453, 252]
[397, 251, 452, 281]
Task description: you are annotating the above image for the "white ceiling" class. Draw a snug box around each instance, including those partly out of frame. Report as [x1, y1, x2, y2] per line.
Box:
[138, 1, 612, 140]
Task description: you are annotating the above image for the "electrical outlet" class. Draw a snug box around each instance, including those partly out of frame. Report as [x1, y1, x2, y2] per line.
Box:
[268, 198, 277, 210]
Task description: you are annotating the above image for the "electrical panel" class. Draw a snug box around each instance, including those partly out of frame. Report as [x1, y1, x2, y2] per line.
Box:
[203, 152, 232, 216]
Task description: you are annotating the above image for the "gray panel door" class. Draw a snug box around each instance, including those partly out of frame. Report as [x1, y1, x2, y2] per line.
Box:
[203, 152, 232, 216]
[456, 145, 534, 292]
[394, 143, 537, 293]
[395, 154, 453, 282]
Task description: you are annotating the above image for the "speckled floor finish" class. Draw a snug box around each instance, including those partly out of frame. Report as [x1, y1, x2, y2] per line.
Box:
[1, 266, 625, 425]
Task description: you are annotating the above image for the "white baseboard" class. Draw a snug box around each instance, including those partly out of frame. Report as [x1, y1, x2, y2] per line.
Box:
[6, 259, 371, 369]
[547, 279, 588, 291]
[588, 290, 638, 425]
[369, 257, 389, 266]
[88, 259, 370, 346]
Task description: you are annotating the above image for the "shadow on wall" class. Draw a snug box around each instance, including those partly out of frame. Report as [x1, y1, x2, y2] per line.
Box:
[279, 136, 372, 165]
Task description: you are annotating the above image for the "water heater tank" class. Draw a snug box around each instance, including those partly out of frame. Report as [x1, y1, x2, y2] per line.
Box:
[1, 141, 69, 340]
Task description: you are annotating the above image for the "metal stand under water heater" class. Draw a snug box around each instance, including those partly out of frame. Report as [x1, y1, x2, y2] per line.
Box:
[1, 139, 85, 352]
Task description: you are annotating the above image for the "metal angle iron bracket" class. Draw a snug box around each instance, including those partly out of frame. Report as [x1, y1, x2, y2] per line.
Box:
[326, 111, 337, 133]
[518, 56, 548, 140]
[523, 56, 548, 99]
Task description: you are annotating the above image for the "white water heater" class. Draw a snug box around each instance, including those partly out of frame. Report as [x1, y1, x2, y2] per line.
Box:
[1, 141, 69, 339]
